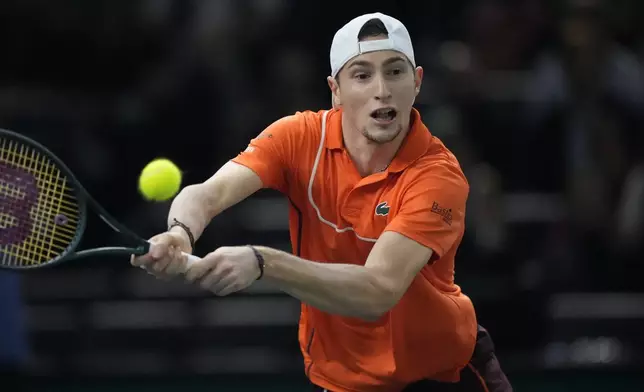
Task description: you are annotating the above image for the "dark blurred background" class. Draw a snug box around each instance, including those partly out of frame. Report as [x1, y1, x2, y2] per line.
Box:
[1, 0, 643, 391]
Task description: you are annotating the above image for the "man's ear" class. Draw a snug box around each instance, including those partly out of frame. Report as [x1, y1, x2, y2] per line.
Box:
[414, 66, 424, 96]
[327, 76, 341, 108]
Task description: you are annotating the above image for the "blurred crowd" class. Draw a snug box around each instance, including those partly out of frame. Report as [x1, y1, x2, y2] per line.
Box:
[1, 0, 644, 383]
[1, 0, 643, 296]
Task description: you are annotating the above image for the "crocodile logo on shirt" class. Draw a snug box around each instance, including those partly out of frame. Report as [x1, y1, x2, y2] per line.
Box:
[375, 201, 390, 216]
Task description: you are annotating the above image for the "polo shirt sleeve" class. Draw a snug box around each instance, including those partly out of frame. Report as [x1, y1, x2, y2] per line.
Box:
[231, 112, 307, 194]
[384, 164, 469, 259]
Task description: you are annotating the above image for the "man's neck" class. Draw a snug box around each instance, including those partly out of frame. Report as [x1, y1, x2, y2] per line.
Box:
[341, 120, 410, 178]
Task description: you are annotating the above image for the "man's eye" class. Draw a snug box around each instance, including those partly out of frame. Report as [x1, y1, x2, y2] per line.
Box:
[390, 68, 403, 76]
[355, 73, 370, 80]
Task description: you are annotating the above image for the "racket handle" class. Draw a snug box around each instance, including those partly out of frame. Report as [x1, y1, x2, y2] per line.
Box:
[146, 242, 201, 269]
[183, 252, 201, 267]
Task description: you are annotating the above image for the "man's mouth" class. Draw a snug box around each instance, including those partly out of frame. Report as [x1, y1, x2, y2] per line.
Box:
[370, 108, 397, 122]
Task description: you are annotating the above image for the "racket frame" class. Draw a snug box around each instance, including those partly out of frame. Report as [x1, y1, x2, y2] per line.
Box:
[1, 128, 150, 269]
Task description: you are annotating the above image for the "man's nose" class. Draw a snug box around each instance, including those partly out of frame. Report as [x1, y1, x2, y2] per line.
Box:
[374, 75, 392, 101]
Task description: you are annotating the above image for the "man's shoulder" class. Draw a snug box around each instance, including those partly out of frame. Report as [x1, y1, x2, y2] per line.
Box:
[404, 137, 469, 190]
[297, 108, 334, 120]
[269, 108, 333, 139]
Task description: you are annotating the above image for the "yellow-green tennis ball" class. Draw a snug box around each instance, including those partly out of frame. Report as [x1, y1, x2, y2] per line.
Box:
[138, 158, 182, 201]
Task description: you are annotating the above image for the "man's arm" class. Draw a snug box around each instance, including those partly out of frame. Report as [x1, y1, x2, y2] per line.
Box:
[257, 231, 432, 321]
[165, 113, 307, 250]
[183, 163, 466, 314]
[250, 163, 468, 321]
[167, 161, 263, 248]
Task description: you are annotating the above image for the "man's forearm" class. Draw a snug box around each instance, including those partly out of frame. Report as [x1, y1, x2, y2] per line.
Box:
[167, 184, 214, 247]
[167, 162, 264, 250]
[256, 246, 394, 321]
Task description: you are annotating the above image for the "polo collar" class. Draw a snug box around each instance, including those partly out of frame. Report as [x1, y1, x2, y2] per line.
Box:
[324, 107, 431, 172]
[324, 108, 344, 150]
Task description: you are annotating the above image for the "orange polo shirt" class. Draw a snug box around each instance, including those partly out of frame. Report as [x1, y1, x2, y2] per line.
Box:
[231, 108, 477, 392]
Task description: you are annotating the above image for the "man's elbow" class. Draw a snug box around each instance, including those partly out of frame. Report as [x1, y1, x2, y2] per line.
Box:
[361, 279, 402, 322]
[179, 183, 219, 217]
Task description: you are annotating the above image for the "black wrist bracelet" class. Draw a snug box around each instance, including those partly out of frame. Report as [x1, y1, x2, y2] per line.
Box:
[168, 218, 195, 250]
[249, 246, 265, 280]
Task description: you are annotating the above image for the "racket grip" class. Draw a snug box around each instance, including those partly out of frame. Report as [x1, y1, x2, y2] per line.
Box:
[183, 252, 201, 267]
[145, 242, 200, 271]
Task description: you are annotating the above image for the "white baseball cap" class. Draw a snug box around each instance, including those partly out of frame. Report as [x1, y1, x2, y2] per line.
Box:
[329, 12, 416, 78]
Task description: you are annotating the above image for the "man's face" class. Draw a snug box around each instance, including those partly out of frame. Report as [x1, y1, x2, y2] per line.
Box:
[329, 40, 423, 144]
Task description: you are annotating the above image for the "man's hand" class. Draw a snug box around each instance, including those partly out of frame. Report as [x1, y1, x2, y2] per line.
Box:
[184, 246, 261, 296]
[130, 229, 192, 280]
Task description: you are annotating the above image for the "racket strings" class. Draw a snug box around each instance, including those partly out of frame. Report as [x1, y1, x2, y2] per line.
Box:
[0, 137, 81, 267]
[0, 142, 76, 265]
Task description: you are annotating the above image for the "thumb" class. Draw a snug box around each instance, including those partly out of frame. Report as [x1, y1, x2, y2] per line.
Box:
[148, 234, 173, 259]
[167, 229, 193, 253]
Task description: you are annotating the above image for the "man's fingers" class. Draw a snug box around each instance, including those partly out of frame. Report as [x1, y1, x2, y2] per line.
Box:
[185, 250, 221, 282]
[132, 231, 194, 274]
[185, 264, 210, 283]
[150, 246, 191, 276]
[211, 275, 237, 296]
[164, 247, 187, 275]
[131, 253, 155, 267]
[198, 269, 224, 291]
[159, 231, 191, 252]
[216, 283, 239, 297]
[148, 239, 170, 260]
[152, 255, 171, 272]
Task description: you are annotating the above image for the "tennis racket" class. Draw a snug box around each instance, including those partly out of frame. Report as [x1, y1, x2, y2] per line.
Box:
[0, 128, 200, 270]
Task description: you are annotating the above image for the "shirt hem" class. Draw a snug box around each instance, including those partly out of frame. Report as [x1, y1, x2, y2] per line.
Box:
[309, 370, 403, 392]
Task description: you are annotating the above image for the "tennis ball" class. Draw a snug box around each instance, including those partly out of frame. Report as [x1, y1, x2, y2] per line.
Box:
[138, 158, 182, 202]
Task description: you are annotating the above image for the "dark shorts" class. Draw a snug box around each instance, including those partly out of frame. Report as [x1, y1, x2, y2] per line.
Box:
[312, 325, 513, 392]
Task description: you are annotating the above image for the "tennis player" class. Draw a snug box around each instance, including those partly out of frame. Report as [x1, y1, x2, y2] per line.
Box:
[132, 12, 512, 392]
